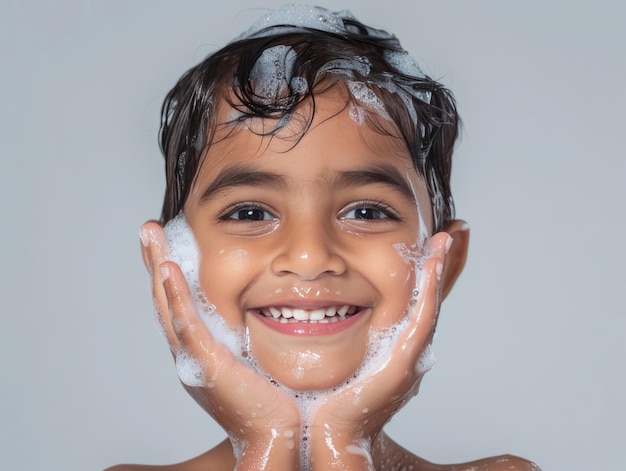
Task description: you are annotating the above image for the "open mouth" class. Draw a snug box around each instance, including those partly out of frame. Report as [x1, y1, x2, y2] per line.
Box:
[254, 305, 362, 323]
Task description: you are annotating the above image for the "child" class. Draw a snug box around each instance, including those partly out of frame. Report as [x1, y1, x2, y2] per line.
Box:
[109, 5, 540, 470]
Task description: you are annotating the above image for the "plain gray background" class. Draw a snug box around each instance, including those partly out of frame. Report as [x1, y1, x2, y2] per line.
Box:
[2, 1, 624, 469]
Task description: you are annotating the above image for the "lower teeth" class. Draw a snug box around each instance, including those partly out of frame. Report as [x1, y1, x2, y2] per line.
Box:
[271, 316, 348, 324]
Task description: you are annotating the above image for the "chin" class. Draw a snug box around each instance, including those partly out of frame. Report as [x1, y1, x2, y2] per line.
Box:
[250, 339, 368, 392]
[271, 365, 360, 392]
[245, 307, 372, 391]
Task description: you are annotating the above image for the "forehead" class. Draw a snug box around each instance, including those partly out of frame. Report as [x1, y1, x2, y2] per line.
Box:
[189, 88, 434, 229]
[208, 87, 410, 166]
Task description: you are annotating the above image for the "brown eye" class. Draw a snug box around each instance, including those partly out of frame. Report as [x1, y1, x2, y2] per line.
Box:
[234, 209, 265, 220]
[343, 206, 392, 220]
[221, 203, 277, 222]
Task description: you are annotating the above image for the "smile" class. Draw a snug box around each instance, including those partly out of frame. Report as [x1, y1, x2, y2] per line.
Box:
[249, 304, 369, 336]
[258, 305, 360, 323]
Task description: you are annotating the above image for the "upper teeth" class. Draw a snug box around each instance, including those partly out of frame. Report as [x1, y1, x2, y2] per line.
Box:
[260, 305, 357, 322]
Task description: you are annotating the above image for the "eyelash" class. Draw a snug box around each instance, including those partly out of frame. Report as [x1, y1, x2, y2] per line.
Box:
[218, 202, 277, 222]
[217, 200, 401, 223]
[340, 200, 401, 222]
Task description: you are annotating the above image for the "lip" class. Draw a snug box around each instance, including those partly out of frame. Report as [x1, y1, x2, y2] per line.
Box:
[248, 306, 370, 336]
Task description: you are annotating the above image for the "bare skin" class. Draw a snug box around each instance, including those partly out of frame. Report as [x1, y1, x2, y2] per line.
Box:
[106, 223, 539, 471]
[107, 97, 541, 471]
[105, 435, 540, 471]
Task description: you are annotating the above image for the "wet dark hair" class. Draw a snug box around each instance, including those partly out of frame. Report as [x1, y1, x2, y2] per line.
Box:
[159, 17, 459, 232]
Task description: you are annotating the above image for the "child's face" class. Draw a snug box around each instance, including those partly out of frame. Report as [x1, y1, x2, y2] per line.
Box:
[183, 90, 433, 390]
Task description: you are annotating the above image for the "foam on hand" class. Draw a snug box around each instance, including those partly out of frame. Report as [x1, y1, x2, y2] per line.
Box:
[163, 213, 248, 363]
[175, 350, 206, 387]
[345, 438, 375, 469]
[154, 5, 451, 468]
[161, 178, 435, 468]
[415, 343, 436, 375]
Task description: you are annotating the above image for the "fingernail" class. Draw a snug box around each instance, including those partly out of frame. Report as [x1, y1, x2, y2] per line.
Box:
[445, 235, 453, 254]
[160, 265, 171, 281]
[139, 227, 149, 247]
[436, 262, 443, 278]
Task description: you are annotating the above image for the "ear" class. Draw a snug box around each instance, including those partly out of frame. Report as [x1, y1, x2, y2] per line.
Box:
[440, 220, 470, 300]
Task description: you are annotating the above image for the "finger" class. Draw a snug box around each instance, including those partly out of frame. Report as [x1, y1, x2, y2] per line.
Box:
[352, 232, 449, 400]
[395, 232, 452, 363]
[160, 260, 227, 378]
[139, 219, 164, 271]
[140, 222, 180, 351]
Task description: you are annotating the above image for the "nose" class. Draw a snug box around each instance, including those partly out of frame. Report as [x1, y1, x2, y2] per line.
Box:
[271, 219, 347, 280]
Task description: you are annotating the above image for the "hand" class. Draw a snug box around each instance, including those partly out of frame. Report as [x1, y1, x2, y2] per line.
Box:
[140, 222, 300, 469]
[308, 232, 452, 469]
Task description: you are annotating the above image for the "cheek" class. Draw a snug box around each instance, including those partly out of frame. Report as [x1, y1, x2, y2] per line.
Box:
[358, 242, 421, 328]
[197, 242, 258, 326]
[216, 247, 250, 266]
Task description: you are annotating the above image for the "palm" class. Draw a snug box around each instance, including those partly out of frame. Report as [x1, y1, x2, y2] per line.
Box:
[181, 332, 300, 438]
[311, 233, 448, 439]
[141, 222, 300, 438]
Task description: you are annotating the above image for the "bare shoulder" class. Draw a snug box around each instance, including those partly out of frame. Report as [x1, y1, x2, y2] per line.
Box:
[103, 440, 235, 471]
[375, 434, 540, 471]
[448, 454, 542, 471]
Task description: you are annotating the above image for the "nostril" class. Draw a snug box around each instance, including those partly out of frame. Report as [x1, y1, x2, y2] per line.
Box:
[270, 223, 348, 279]
[270, 249, 347, 279]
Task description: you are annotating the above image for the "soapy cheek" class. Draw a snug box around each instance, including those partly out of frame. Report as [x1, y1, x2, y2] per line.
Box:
[351, 239, 435, 389]
[391, 240, 437, 376]
[164, 213, 249, 361]
[361, 243, 421, 329]
[196, 247, 253, 328]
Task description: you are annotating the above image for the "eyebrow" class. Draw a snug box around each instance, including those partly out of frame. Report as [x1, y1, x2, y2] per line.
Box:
[333, 164, 417, 202]
[199, 164, 288, 203]
[199, 162, 416, 203]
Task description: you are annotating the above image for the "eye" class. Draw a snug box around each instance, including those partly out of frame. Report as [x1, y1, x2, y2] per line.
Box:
[340, 201, 399, 221]
[343, 207, 388, 220]
[230, 208, 273, 221]
[220, 203, 277, 222]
